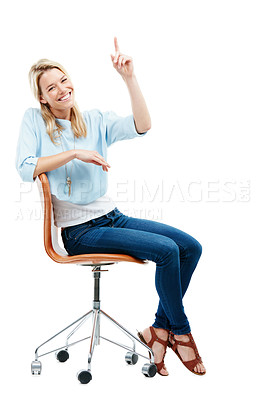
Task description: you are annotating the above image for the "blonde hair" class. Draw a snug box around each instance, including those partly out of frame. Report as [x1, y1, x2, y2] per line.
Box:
[28, 59, 87, 145]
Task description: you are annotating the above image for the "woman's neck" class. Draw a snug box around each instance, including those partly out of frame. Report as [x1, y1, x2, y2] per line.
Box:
[50, 107, 71, 120]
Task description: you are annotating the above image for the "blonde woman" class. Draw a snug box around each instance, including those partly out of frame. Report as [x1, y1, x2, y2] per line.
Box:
[15, 37, 206, 376]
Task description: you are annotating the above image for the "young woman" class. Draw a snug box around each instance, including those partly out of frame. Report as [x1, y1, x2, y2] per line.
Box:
[15, 37, 206, 376]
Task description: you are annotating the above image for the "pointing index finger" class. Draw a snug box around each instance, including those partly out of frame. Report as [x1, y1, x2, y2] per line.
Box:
[114, 36, 120, 53]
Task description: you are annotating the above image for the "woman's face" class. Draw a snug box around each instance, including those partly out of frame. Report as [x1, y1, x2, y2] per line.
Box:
[39, 68, 74, 120]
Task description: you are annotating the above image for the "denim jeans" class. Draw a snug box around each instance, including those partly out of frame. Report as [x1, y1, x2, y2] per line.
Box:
[61, 207, 202, 335]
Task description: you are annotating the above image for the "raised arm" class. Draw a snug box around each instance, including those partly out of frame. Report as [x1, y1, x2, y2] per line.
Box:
[110, 37, 151, 134]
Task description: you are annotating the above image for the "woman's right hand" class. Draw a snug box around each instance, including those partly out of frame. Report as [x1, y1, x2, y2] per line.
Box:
[75, 149, 111, 172]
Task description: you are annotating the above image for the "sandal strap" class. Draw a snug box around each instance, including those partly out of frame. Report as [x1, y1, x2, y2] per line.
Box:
[146, 327, 169, 374]
[146, 326, 169, 349]
[183, 358, 202, 371]
[138, 327, 169, 375]
[155, 360, 166, 373]
[169, 332, 202, 362]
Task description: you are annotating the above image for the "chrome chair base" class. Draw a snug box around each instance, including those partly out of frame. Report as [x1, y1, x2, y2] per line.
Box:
[31, 265, 157, 383]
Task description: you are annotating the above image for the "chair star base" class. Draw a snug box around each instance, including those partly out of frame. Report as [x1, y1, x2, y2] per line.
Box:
[31, 265, 157, 383]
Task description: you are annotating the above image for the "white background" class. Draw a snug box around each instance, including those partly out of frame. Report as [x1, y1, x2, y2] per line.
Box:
[1, 0, 265, 398]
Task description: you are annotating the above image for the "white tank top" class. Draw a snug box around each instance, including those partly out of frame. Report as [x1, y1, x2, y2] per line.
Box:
[51, 194, 116, 228]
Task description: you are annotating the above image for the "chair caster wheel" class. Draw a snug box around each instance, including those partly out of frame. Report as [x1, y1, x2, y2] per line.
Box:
[31, 360, 42, 375]
[142, 363, 157, 377]
[55, 350, 69, 363]
[125, 351, 138, 365]
[77, 370, 92, 384]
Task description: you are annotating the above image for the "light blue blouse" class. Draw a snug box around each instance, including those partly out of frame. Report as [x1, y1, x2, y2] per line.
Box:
[15, 108, 147, 204]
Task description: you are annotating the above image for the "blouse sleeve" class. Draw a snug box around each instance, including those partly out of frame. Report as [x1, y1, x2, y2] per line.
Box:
[101, 110, 148, 147]
[15, 108, 39, 183]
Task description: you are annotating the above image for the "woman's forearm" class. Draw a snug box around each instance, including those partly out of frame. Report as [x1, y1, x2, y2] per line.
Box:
[33, 150, 76, 178]
[123, 74, 151, 133]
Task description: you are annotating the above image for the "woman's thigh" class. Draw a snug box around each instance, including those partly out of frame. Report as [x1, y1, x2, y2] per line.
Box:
[62, 208, 201, 261]
[63, 220, 178, 264]
[119, 213, 202, 258]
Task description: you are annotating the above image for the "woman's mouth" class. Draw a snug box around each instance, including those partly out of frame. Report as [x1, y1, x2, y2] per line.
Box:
[58, 92, 72, 102]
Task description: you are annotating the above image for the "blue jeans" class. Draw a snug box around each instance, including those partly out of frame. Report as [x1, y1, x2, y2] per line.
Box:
[61, 207, 202, 335]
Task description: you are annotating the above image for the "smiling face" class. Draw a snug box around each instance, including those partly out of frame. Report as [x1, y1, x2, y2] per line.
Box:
[39, 68, 74, 120]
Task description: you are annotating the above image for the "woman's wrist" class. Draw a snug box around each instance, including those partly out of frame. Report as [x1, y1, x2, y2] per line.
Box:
[71, 149, 77, 159]
[122, 73, 136, 84]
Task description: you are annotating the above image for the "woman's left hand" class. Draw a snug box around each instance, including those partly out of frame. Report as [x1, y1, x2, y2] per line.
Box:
[110, 37, 134, 79]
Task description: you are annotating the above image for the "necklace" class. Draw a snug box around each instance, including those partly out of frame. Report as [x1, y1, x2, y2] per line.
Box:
[58, 132, 76, 196]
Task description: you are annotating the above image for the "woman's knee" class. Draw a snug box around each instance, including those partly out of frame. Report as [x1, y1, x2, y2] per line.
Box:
[189, 238, 202, 260]
[156, 237, 180, 265]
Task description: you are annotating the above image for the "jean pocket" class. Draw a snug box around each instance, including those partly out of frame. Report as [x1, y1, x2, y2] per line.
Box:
[73, 226, 106, 247]
[67, 224, 90, 241]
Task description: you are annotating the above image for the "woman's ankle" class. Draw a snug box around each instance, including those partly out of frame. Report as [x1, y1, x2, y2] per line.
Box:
[153, 327, 169, 338]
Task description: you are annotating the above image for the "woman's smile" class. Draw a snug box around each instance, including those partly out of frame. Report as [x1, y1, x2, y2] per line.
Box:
[58, 91, 72, 102]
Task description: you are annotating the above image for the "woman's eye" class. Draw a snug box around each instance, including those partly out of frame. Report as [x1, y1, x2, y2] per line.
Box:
[62, 78, 67, 82]
[48, 87, 54, 92]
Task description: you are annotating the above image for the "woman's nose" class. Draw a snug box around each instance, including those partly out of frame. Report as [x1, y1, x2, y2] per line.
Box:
[58, 83, 65, 93]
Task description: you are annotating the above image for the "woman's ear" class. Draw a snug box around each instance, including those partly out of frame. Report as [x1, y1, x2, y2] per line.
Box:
[39, 95, 47, 104]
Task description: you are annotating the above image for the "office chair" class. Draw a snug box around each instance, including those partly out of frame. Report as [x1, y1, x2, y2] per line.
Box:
[31, 173, 156, 384]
